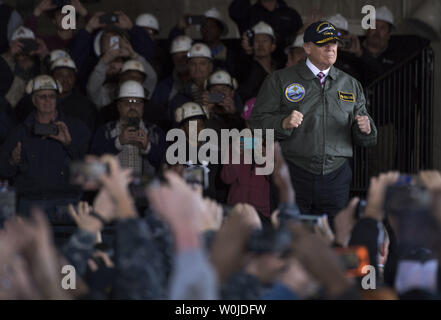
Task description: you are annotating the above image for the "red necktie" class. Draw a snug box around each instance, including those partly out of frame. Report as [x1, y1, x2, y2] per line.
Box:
[317, 72, 326, 87]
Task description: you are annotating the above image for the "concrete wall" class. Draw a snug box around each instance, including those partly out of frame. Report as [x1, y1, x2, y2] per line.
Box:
[5, 0, 441, 168]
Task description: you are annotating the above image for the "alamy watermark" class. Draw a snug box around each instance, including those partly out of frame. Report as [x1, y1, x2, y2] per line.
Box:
[59, 5, 380, 31]
[166, 121, 275, 175]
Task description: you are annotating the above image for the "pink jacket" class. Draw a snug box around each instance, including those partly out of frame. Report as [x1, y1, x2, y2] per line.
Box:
[221, 162, 271, 217]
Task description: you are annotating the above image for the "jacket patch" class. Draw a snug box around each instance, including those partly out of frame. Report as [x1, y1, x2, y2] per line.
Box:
[285, 83, 305, 103]
[338, 91, 355, 102]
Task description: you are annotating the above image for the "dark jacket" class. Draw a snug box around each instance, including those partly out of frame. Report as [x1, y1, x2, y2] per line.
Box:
[229, 0, 302, 45]
[69, 25, 155, 94]
[238, 59, 270, 102]
[0, 111, 91, 199]
[0, 96, 14, 145]
[14, 88, 97, 131]
[358, 35, 430, 85]
[249, 61, 378, 175]
[90, 120, 166, 172]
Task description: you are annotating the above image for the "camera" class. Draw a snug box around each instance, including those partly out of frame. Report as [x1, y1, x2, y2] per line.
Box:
[0, 182, 15, 229]
[355, 199, 367, 220]
[186, 15, 205, 26]
[109, 36, 120, 50]
[20, 38, 39, 54]
[183, 165, 209, 190]
[52, 0, 71, 7]
[341, 38, 352, 50]
[69, 161, 109, 186]
[126, 117, 140, 131]
[334, 246, 370, 277]
[208, 93, 225, 104]
[247, 227, 292, 255]
[246, 29, 255, 47]
[99, 13, 119, 25]
[34, 123, 59, 136]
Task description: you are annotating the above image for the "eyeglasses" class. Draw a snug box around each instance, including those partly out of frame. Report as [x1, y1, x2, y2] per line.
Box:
[35, 93, 57, 101]
[120, 99, 144, 106]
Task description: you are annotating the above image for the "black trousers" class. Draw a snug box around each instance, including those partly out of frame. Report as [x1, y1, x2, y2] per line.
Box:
[288, 160, 352, 226]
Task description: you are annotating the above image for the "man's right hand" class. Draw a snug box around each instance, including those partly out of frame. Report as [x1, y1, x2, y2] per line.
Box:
[282, 110, 303, 129]
[85, 12, 105, 33]
[34, 0, 57, 17]
[119, 126, 138, 146]
[9, 142, 22, 166]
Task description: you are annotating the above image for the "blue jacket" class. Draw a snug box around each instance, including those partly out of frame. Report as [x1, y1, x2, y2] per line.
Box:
[90, 120, 167, 172]
[0, 111, 91, 199]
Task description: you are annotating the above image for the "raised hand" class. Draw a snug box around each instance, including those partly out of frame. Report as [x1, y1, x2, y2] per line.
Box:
[49, 121, 72, 146]
[355, 115, 371, 134]
[282, 110, 303, 129]
[9, 141, 22, 166]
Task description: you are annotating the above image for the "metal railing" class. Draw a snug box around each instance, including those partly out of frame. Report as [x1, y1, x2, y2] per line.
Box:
[352, 46, 435, 195]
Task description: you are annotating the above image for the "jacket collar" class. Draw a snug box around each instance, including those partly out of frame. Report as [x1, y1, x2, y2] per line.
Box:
[23, 108, 66, 128]
[297, 60, 338, 81]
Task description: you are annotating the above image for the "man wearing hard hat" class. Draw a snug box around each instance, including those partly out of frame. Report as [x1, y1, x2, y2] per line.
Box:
[170, 8, 240, 78]
[249, 21, 377, 226]
[173, 101, 219, 199]
[326, 14, 362, 80]
[14, 56, 97, 131]
[350, 6, 426, 84]
[0, 26, 48, 108]
[91, 80, 166, 176]
[168, 43, 214, 122]
[239, 21, 277, 102]
[151, 35, 192, 108]
[0, 74, 91, 218]
[285, 34, 306, 68]
[51, 57, 97, 131]
[87, 30, 157, 109]
[204, 69, 245, 132]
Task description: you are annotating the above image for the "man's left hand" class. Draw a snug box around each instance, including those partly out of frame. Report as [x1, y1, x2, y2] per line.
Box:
[355, 115, 371, 134]
[50, 121, 72, 146]
[133, 128, 149, 151]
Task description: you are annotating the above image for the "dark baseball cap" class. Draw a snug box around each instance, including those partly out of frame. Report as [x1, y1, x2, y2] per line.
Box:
[303, 21, 341, 46]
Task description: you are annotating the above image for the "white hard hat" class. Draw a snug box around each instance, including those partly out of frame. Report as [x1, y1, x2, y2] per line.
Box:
[26, 75, 62, 95]
[120, 60, 146, 75]
[49, 49, 71, 63]
[187, 43, 212, 59]
[284, 34, 304, 54]
[170, 35, 193, 54]
[327, 14, 349, 32]
[252, 21, 275, 39]
[135, 13, 160, 32]
[376, 6, 395, 27]
[204, 7, 228, 36]
[206, 70, 238, 89]
[118, 80, 145, 100]
[175, 102, 207, 124]
[11, 26, 35, 41]
[94, 30, 104, 56]
[51, 57, 77, 72]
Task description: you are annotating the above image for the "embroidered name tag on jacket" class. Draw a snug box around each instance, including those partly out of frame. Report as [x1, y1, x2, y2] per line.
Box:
[338, 91, 355, 102]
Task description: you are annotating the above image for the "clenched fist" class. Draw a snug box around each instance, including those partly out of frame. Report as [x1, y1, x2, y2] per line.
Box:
[282, 110, 303, 130]
[355, 116, 371, 134]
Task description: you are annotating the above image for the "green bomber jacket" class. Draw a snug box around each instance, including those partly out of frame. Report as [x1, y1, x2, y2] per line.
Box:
[249, 60, 377, 175]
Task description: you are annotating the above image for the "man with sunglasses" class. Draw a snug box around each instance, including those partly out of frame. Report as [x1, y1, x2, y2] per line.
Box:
[91, 80, 166, 175]
[250, 21, 377, 227]
[0, 74, 90, 218]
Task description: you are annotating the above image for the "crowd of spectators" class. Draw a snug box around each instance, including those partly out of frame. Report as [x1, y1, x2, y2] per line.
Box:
[0, 0, 437, 300]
